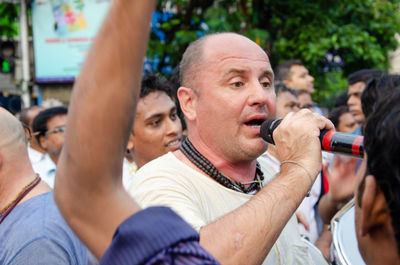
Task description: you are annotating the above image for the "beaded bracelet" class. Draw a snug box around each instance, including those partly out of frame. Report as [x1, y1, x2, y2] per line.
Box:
[280, 160, 314, 197]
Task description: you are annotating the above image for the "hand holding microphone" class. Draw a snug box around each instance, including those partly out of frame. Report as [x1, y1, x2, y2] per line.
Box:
[260, 118, 364, 158]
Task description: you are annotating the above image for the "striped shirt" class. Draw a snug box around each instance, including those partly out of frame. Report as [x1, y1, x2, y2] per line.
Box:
[100, 207, 220, 265]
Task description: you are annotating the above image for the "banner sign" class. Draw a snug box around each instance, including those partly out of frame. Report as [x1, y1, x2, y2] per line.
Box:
[32, 0, 112, 82]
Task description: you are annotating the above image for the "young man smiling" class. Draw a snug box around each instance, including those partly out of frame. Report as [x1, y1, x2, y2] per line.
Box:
[123, 74, 183, 188]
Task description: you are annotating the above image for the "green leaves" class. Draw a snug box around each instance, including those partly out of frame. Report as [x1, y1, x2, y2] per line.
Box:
[149, 0, 400, 108]
[0, 3, 19, 37]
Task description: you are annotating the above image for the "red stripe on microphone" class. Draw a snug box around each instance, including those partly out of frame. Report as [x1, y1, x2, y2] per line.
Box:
[322, 131, 335, 151]
[352, 136, 363, 157]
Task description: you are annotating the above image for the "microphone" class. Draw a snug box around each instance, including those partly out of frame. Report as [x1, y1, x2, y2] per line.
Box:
[260, 119, 364, 158]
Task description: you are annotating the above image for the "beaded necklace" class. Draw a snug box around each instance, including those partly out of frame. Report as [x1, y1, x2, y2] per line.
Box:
[0, 175, 41, 224]
[180, 137, 264, 194]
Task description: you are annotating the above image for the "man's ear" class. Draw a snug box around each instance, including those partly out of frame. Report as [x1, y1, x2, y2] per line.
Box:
[126, 132, 135, 152]
[177, 86, 197, 121]
[360, 175, 390, 236]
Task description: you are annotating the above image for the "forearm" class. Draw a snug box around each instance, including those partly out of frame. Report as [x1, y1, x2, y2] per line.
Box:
[199, 164, 314, 265]
[54, 0, 155, 259]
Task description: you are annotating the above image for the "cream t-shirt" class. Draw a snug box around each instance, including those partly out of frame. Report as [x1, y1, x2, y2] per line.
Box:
[129, 152, 315, 265]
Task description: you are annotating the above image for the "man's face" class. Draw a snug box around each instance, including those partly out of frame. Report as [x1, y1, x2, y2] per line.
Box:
[338, 112, 359, 133]
[40, 114, 67, 162]
[132, 91, 182, 167]
[275, 91, 300, 118]
[189, 34, 275, 163]
[298, 93, 313, 110]
[285, 65, 315, 93]
[347, 81, 366, 124]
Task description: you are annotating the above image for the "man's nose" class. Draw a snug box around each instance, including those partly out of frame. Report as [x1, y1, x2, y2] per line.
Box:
[166, 118, 180, 135]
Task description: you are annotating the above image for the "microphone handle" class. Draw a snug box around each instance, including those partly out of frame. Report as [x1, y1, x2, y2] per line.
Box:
[320, 130, 364, 158]
[261, 119, 364, 158]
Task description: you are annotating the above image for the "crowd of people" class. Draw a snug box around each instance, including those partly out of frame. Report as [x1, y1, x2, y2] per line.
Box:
[0, 1, 399, 264]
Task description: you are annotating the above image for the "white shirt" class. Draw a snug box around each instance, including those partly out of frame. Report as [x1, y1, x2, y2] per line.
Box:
[122, 158, 137, 190]
[32, 154, 56, 188]
[129, 152, 315, 265]
[27, 145, 46, 164]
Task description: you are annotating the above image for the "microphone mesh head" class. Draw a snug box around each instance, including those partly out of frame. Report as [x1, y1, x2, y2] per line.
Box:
[260, 119, 280, 144]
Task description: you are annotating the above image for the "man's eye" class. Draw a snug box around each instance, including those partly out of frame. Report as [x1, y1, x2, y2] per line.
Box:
[170, 112, 178, 120]
[261, 82, 271, 88]
[150, 120, 161, 126]
[232, 82, 244, 88]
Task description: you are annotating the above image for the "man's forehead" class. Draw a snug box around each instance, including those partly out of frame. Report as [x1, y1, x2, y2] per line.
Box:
[202, 34, 270, 64]
[348, 81, 365, 93]
[47, 114, 67, 126]
[137, 91, 175, 118]
[290, 64, 307, 74]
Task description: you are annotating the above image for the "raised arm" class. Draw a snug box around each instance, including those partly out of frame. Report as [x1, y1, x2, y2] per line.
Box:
[199, 110, 334, 265]
[54, 0, 155, 259]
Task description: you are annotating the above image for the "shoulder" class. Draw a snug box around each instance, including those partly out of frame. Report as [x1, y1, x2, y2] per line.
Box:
[100, 207, 220, 265]
[0, 192, 88, 265]
[130, 152, 201, 192]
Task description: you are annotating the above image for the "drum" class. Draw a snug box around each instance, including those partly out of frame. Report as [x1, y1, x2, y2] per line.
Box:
[330, 199, 366, 265]
[301, 236, 331, 265]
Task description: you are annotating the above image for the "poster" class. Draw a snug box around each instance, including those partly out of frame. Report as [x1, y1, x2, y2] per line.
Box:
[32, 0, 112, 82]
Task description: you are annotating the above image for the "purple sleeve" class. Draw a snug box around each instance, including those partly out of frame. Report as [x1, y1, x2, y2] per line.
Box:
[100, 207, 220, 265]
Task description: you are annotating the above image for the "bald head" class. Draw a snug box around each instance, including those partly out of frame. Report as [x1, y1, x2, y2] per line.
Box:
[0, 107, 27, 157]
[180, 33, 269, 88]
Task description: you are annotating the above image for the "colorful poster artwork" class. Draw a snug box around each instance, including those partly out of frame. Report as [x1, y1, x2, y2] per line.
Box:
[32, 0, 112, 82]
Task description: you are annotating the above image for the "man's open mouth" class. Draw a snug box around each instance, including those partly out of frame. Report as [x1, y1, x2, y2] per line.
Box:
[245, 119, 265, 128]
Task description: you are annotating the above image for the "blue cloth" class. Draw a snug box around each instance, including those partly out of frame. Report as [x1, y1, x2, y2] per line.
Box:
[350, 125, 363, 136]
[100, 207, 220, 265]
[0, 192, 89, 265]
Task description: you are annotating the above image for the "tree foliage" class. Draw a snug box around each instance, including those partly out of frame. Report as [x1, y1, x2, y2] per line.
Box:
[0, 3, 19, 37]
[150, 0, 400, 108]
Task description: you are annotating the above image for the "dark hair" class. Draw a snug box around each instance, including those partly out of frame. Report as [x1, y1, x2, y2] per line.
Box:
[363, 90, 400, 256]
[333, 92, 349, 108]
[328, 105, 350, 128]
[274, 59, 303, 82]
[32, 106, 68, 142]
[274, 83, 298, 97]
[347, 69, 383, 86]
[168, 66, 187, 131]
[140, 74, 173, 99]
[361, 74, 400, 119]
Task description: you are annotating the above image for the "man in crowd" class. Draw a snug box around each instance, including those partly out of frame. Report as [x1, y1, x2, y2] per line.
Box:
[275, 59, 315, 94]
[130, 32, 333, 264]
[328, 105, 359, 133]
[319, 74, 400, 225]
[18, 105, 46, 163]
[347, 69, 382, 134]
[355, 89, 400, 265]
[122, 74, 183, 189]
[275, 60, 326, 115]
[0, 108, 91, 264]
[32, 106, 67, 187]
[273, 84, 300, 118]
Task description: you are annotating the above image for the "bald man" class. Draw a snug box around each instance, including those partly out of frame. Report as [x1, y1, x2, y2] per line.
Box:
[0, 108, 91, 264]
[129, 32, 333, 264]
